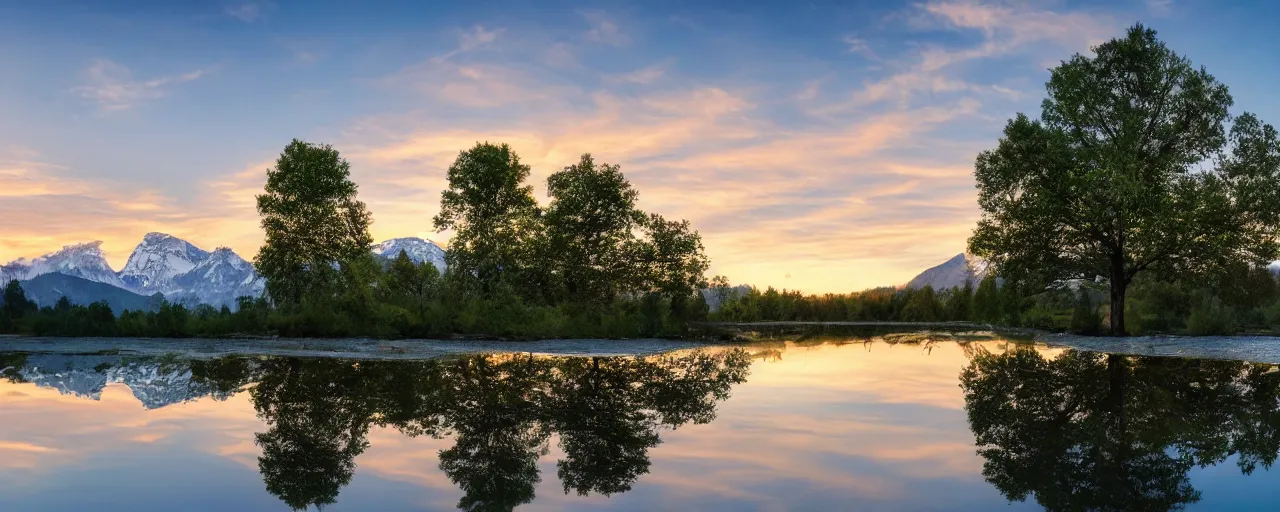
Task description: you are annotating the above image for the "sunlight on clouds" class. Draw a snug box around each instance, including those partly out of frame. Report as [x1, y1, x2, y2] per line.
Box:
[0, 152, 268, 268]
[71, 59, 210, 112]
[0, 0, 1132, 292]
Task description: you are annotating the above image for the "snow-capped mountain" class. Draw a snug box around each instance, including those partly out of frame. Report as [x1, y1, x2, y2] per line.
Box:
[2, 233, 452, 308]
[374, 237, 447, 271]
[904, 253, 990, 290]
[171, 247, 265, 308]
[0, 234, 263, 309]
[0, 241, 125, 288]
[119, 232, 210, 294]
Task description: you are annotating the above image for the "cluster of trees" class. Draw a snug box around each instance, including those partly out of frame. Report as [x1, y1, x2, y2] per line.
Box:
[0, 350, 751, 511]
[963, 347, 1280, 510]
[251, 140, 710, 338]
[1, 141, 712, 339]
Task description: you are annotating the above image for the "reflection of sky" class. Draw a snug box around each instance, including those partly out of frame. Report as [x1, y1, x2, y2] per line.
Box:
[0, 343, 1275, 511]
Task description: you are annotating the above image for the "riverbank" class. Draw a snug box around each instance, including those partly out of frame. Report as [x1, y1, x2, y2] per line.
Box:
[7, 325, 1280, 364]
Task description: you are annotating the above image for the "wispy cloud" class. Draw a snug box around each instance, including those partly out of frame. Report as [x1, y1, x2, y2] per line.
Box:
[606, 63, 667, 85]
[845, 0, 1115, 109]
[224, 2, 262, 23]
[843, 36, 880, 61]
[582, 11, 629, 46]
[431, 25, 503, 63]
[0, 145, 269, 267]
[71, 59, 209, 112]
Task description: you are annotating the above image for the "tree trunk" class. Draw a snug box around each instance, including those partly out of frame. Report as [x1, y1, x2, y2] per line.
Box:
[1110, 257, 1127, 336]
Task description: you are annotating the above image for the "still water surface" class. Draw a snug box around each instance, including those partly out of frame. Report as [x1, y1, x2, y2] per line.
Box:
[2, 338, 1280, 511]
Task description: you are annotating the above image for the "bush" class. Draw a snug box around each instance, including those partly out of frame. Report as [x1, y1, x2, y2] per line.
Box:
[1187, 295, 1236, 336]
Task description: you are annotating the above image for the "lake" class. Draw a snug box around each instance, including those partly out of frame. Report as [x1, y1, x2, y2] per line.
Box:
[3, 335, 1280, 511]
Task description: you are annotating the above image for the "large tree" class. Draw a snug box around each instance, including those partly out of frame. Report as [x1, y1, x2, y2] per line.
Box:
[256, 139, 374, 306]
[633, 213, 711, 299]
[543, 154, 645, 303]
[434, 142, 540, 296]
[969, 24, 1280, 335]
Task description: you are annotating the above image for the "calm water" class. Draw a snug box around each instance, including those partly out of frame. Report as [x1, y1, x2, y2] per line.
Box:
[3, 339, 1280, 511]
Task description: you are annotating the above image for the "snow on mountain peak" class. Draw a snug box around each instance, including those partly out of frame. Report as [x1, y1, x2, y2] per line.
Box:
[374, 237, 447, 271]
[904, 253, 989, 290]
[3, 233, 451, 307]
[120, 232, 210, 294]
[169, 246, 264, 308]
[0, 240, 125, 288]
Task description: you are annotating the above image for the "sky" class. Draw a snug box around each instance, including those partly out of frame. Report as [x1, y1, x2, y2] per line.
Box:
[1, 0, 1277, 293]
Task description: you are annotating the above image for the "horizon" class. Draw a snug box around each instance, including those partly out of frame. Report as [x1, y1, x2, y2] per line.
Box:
[3, 0, 1278, 294]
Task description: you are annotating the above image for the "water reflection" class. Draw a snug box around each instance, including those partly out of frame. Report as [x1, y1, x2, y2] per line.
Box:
[3, 350, 750, 511]
[961, 348, 1280, 511]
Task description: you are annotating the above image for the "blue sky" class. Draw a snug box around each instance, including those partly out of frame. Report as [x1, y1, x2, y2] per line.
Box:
[1, 0, 1277, 292]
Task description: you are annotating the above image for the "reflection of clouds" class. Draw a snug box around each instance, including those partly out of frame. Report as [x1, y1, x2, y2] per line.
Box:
[0, 341, 1062, 509]
[0, 381, 264, 484]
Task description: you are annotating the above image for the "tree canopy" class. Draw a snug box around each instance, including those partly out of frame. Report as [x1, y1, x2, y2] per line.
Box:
[433, 142, 541, 296]
[968, 24, 1280, 335]
[255, 139, 374, 306]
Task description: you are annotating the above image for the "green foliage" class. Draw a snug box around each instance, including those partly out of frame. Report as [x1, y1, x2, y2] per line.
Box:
[1069, 291, 1102, 335]
[972, 275, 1002, 323]
[434, 142, 541, 296]
[634, 213, 711, 298]
[968, 24, 1280, 335]
[900, 286, 942, 322]
[1187, 293, 1237, 336]
[943, 281, 975, 321]
[543, 154, 644, 304]
[709, 261, 1280, 337]
[1, 279, 36, 331]
[256, 139, 374, 307]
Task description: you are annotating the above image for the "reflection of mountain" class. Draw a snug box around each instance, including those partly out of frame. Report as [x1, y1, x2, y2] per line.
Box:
[17, 355, 236, 409]
[0, 350, 752, 512]
[962, 348, 1280, 511]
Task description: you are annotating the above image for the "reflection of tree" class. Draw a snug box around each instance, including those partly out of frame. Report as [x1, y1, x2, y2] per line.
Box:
[962, 348, 1280, 511]
[239, 349, 750, 511]
[549, 357, 661, 497]
[437, 355, 550, 512]
[251, 359, 374, 511]
[189, 356, 256, 395]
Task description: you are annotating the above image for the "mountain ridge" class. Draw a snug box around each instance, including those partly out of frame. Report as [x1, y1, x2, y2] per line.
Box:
[2, 234, 449, 309]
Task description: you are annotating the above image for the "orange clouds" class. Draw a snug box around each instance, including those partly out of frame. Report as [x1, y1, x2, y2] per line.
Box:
[0, 150, 266, 269]
[0, 1, 1120, 293]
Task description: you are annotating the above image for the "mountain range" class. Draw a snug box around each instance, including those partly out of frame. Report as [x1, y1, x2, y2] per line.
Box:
[0, 234, 448, 310]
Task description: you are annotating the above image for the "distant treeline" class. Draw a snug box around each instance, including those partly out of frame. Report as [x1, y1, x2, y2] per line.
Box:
[0, 141, 712, 339]
[710, 265, 1280, 336]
